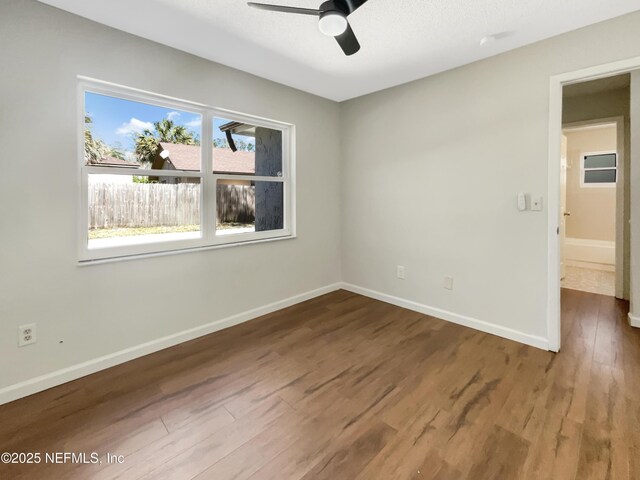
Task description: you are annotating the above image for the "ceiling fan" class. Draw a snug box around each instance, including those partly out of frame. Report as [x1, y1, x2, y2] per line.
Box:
[247, 0, 369, 56]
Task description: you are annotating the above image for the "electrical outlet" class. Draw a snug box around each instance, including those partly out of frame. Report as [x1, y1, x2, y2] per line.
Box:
[397, 265, 405, 280]
[444, 276, 454, 290]
[18, 324, 36, 347]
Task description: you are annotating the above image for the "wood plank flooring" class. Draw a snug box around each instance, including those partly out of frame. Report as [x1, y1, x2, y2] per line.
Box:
[1, 288, 638, 479]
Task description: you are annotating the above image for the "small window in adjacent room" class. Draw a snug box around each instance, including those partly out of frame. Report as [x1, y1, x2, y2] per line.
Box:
[581, 152, 617, 187]
[80, 79, 295, 262]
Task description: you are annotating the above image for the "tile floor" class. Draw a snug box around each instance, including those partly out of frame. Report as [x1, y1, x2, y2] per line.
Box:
[561, 265, 615, 296]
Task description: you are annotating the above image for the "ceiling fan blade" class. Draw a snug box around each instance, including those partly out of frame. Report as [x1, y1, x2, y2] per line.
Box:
[247, 2, 321, 15]
[335, 0, 368, 15]
[335, 23, 360, 55]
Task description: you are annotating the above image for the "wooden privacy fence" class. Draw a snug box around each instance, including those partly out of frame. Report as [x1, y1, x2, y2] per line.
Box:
[88, 182, 255, 229]
[217, 182, 255, 224]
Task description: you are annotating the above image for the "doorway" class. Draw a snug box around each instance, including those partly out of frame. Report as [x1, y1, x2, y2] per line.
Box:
[560, 120, 620, 297]
[547, 62, 638, 352]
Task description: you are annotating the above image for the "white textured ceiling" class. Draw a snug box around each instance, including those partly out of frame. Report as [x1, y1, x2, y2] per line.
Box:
[38, 0, 640, 101]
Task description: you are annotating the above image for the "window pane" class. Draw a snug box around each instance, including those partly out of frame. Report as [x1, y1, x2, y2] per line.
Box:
[215, 180, 285, 235]
[213, 118, 283, 177]
[216, 180, 256, 235]
[584, 153, 616, 169]
[255, 180, 284, 231]
[84, 92, 202, 171]
[584, 169, 616, 184]
[88, 174, 200, 249]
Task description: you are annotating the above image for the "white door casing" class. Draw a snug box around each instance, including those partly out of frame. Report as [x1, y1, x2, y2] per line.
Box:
[548, 55, 640, 352]
[560, 134, 568, 280]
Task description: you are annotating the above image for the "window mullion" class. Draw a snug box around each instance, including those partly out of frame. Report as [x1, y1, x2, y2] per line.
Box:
[284, 126, 293, 233]
[83, 166, 203, 178]
[80, 169, 89, 259]
[201, 112, 215, 242]
[213, 174, 285, 182]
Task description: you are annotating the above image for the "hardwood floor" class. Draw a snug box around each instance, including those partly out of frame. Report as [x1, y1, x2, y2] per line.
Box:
[1, 288, 638, 479]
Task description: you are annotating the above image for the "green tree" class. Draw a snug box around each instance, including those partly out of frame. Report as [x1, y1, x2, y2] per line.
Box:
[107, 142, 126, 160]
[84, 115, 104, 163]
[134, 119, 196, 165]
[155, 119, 195, 144]
[213, 137, 228, 149]
[133, 176, 155, 184]
[235, 139, 248, 151]
[213, 136, 255, 152]
[84, 115, 125, 163]
[135, 132, 160, 165]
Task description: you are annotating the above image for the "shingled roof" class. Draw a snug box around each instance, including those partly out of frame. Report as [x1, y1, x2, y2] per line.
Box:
[93, 156, 140, 168]
[157, 142, 255, 174]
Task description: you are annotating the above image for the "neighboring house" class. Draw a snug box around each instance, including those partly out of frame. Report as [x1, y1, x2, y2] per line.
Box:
[89, 156, 140, 184]
[151, 142, 255, 185]
[92, 156, 140, 168]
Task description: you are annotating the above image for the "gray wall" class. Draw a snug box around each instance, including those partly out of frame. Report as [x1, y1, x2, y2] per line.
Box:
[0, 0, 342, 391]
[3, 0, 640, 397]
[340, 12, 640, 341]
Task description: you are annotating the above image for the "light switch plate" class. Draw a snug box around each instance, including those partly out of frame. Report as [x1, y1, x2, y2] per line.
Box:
[517, 192, 527, 211]
[531, 195, 543, 211]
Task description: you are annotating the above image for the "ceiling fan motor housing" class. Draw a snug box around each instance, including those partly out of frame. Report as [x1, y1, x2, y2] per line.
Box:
[320, 0, 349, 14]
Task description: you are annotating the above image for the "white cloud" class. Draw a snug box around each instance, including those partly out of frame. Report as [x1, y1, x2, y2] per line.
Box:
[186, 117, 202, 128]
[166, 111, 180, 121]
[116, 118, 154, 136]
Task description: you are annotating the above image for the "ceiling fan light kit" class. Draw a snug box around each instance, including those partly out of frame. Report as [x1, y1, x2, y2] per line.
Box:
[247, 0, 368, 56]
[318, 11, 348, 36]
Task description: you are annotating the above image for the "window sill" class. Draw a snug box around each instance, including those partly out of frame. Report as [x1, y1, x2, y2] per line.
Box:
[78, 233, 296, 266]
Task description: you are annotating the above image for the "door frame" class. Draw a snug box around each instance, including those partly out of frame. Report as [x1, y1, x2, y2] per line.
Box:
[547, 56, 640, 352]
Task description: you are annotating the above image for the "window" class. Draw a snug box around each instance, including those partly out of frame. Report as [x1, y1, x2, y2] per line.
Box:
[580, 152, 617, 188]
[80, 78, 294, 262]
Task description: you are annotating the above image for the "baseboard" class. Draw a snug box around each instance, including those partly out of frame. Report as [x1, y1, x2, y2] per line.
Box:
[340, 282, 550, 351]
[629, 313, 640, 328]
[565, 260, 615, 272]
[0, 283, 342, 406]
[564, 237, 615, 267]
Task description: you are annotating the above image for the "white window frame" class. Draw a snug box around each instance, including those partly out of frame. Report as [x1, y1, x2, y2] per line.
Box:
[580, 150, 617, 188]
[78, 77, 296, 263]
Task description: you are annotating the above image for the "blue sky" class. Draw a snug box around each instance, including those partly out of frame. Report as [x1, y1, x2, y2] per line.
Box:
[85, 92, 253, 157]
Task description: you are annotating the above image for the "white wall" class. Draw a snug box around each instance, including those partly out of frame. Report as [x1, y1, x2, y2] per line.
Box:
[340, 11, 640, 342]
[631, 71, 640, 321]
[564, 126, 617, 242]
[0, 1, 341, 395]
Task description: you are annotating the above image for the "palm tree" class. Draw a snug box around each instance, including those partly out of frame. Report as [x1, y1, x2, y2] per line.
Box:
[154, 119, 195, 144]
[134, 130, 159, 166]
[84, 115, 126, 163]
[106, 147, 125, 160]
[84, 115, 111, 164]
[134, 119, 196, 165]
